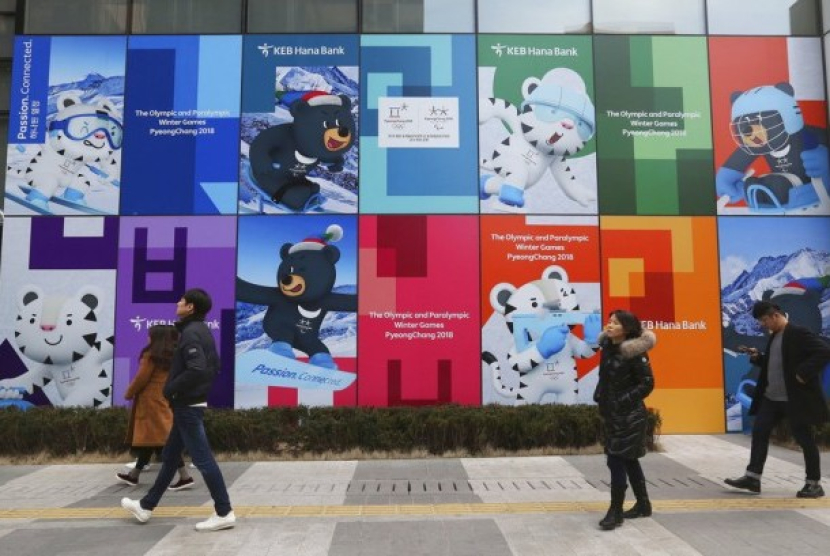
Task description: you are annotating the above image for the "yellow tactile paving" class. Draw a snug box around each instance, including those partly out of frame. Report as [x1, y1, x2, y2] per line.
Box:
[1, 497, 829, 521]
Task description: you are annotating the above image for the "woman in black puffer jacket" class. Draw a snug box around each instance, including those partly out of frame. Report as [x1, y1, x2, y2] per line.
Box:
[593, 309, 656, 531]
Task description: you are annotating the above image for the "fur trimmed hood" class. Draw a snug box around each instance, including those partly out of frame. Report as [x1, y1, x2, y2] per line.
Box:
[598, 329, 657, 359]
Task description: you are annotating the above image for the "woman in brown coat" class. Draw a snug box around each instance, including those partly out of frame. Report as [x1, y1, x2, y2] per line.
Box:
[116, 325, 193, 490]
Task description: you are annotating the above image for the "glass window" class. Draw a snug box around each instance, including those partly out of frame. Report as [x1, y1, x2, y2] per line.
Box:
[132, 0, 242, 34]
[0, 13, 14, 57]
[708, 0, 820, 36]
[362, 0, 474, 33]
[826, 37, 830, 128]
[24, 0, 128, 34]
[0, 116, 7, 201]
[0, 0, 16, 12]
[362, 0, 423, 32]
[593, 0, 705, 34]
[0, 59, 10, 112]
[478, 0, 590, 34]
[823, 0, 830, 33]
[247, 0, 358, 33]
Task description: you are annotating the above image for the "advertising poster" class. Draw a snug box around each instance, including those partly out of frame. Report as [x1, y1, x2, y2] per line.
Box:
[600, 216, 723, 433]
[710, 37, 829, 216]
[594, 36, 714, 216]
[120, 35, 241, 215]
[478, 35, 597, 215]
[4, 36, 126, 216]
[358, 215, 480, 406]
[481, 215, 601, 405]
[360, 35, 478, 214]
[114, 216, 237, 409]
[240, 35, 359, 215]
[235, 215, 357, 408]
[0, 217, 118, 408]
[719, 217, 830, 432]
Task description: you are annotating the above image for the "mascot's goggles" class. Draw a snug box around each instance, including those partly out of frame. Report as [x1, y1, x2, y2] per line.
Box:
[730, 110, 787, 155]
[49, 112, 124, 150]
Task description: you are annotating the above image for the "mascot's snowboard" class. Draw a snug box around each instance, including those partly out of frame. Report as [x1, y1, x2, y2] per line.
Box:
[236, 348, 356, 391]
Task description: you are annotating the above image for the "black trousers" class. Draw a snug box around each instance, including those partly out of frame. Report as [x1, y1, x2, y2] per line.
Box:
[748, 398, 821, 481]
[134, 446, 183, 471]
[607, 454, 645, 490]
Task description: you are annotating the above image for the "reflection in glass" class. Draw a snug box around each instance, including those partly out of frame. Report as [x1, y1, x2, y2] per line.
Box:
[247, 0, 358, 33]
[362, 0, 474, 33]
[132, 0, 242, 34]
[707, 0, 820, 36]
[24, 0, 128, 34]
[593, 0, 705, 35]
[478, 0, 591, 34]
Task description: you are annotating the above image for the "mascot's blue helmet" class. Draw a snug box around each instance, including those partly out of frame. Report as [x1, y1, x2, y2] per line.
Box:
[729, 83, 804, 155]
[521, 75, 596, 142]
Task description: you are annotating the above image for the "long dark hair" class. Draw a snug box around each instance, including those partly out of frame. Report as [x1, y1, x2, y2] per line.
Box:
[609, 309, 643, 340]
[141, 325, 178, 369]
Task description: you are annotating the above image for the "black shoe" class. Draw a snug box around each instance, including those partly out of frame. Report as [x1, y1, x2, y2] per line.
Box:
[168, 477, 195, 491]
[724, 475, 760, 494]
[622, 499, 652, 518]
[116, 472, 138, 486]
[598, 508, 623, 530]
[796, 483, 825, 499]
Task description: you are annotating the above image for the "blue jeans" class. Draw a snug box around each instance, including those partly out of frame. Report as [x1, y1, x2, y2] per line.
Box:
[140, 406, 232, 516]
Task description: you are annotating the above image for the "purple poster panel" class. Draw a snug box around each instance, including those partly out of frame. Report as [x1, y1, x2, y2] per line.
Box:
[0, 217, 118, 408]
[114, 216, 237, 408]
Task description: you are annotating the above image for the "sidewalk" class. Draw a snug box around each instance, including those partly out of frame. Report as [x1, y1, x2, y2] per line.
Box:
[0, 435, 829, 555]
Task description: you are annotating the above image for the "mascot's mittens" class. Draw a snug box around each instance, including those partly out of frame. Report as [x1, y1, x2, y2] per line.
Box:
[716, 167, 746, 203]
[538, 325, 570, 359]
[583, 313, 602, 345]
[801, 143, 829, 180]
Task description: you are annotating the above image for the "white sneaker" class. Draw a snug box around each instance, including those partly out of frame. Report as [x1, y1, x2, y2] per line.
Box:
[121, 497, 152, 523]
[125, 461, 151, 471]
[195, 511, 236, 531]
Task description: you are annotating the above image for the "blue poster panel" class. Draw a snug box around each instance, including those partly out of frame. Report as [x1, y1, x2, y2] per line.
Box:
[4, 36, 126, 216]
[240, 35, 359, 214]
[360, 35, 479, 214]
[120, 35, 241, 215]
[235, 215, 358, 408]
[114, 216, 238, 409]
[0, 217, 118, 408]
[719, 216, 830, 432]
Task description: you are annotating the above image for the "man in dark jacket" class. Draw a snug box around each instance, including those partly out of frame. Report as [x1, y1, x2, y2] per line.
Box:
[725, 301, 830, 498]
[121, 288, 236, 530]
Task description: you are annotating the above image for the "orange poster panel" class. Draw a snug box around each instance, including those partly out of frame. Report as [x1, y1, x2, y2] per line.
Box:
[600, 216, 724, 432]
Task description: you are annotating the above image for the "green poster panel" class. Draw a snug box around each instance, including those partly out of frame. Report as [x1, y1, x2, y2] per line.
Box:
[595, 36, 715, 216]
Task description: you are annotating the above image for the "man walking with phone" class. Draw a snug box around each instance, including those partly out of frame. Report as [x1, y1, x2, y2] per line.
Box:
[725, 300, 830, 498]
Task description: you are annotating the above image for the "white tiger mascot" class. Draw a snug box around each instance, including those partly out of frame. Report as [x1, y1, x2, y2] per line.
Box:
[479, 68, 596, 210]
[7, 92, 122, 211]
[482, 265, 601, 405]
[0, 285, 114, 407]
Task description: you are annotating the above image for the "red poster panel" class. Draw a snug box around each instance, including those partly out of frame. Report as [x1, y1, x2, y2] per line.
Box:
[481, 215, 601, 405]
[709, 37, 829, 216]
[358, 215, 480, 406]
